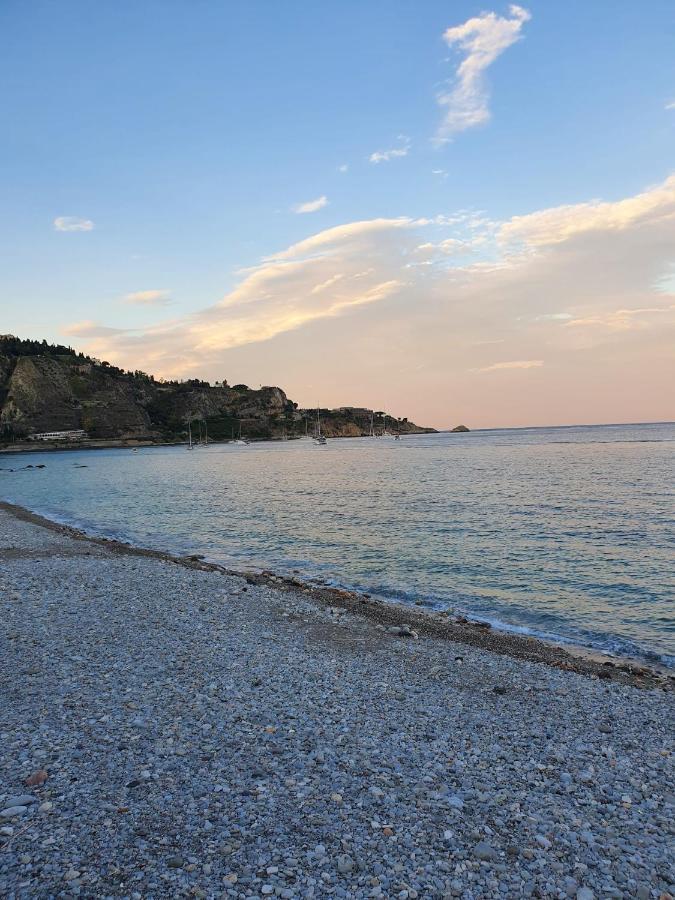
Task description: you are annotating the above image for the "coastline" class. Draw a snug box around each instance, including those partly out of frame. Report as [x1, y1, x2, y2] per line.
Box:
[0, 438, 179, 455]
[1, 500, 674, 898]
[2, 499, 671, 691]
[0, 431, 439, 456]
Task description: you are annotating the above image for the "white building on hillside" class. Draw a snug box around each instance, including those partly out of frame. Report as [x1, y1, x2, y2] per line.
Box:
[29, 430, 88, 441]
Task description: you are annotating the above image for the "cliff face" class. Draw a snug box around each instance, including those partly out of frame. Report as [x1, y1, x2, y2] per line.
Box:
[1, 356, 152, 438]
[0, 336, 436, 443]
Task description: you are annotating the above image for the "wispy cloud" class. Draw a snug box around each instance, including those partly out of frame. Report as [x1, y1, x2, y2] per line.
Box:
[533, 312, 572, 321]
[292, 195, 328, 214]
[500, 175, 675, 246]
[53, 216, 95, 232]
[477, 359, 543, 372]
[338, 164, 349, 173]
[435, 5, 531, 144]
[369, 135, 411, 164]
[665, 100, 675, 110]
[124, 289, 172, 306]
[63, 321, 128, 338]
[64, 174, 675, 426]
[565, 305, 675, 331]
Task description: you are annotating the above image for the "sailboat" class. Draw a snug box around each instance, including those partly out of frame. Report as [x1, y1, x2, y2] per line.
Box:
[233, 420, 250, 445]
[313, 407, 327, 445]
[382, 412, 395, 438]
[187, 420, 194, 450]
[368, 411, 376, 438]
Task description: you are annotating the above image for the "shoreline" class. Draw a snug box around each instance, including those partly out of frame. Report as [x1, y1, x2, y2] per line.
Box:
[0, 431, 439, 456]
[2, 499, 672, 691]
[2, 499, 673, 898]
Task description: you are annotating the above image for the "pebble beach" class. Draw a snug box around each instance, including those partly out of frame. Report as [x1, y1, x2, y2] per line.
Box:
[1, 505, 673, 900]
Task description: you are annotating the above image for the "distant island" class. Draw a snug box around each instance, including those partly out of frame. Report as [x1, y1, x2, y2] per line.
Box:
[0, 335, 438, 448]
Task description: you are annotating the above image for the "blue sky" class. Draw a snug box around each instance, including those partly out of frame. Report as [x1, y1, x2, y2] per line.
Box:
[2, 1, 674, 426]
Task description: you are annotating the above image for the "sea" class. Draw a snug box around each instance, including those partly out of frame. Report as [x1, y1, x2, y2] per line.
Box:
[1, 422, 673, 667]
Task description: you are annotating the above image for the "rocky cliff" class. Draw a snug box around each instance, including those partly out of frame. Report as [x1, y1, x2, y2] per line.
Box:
[0, 336, 436, 444]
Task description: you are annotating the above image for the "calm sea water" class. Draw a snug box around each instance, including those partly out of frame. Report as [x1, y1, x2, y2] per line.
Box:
[2, 423, 674, 666]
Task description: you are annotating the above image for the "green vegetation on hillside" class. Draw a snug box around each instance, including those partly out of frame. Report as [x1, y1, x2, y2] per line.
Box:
[0, 335, 436, 444]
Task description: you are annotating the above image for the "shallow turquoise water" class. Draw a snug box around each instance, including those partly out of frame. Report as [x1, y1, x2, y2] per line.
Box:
[2, 423, 674, 665]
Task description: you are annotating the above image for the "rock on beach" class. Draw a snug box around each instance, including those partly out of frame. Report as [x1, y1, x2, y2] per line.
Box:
[0, 507, 673, 898]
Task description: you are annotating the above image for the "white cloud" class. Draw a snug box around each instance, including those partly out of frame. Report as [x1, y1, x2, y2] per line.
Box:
[125, 289, 172, 306]
[310, 273, 346, 294]
[293, 195, 328, 214]
[565, 305, 675, 331]
[338, 164, 349, 173]
[413, 237, 473, 262]
[665, 100, 675, 110]
[500, 175, 675, 246]
[435, 5, 530, 143]
[63, 321, 128, 338]
[67, 216, 416, 376]
[65, 174, 675, 426]
[265, 217, 415, 263]
[369, 136, 411, 164]
[53, 216, 95, 232]
[477, 359, 543, 372]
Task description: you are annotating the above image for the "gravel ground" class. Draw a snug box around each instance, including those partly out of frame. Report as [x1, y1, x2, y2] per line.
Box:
[1, 509, 673, 900]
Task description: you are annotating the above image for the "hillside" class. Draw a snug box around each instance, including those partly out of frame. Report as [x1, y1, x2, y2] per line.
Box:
[0, 335, 436, 445]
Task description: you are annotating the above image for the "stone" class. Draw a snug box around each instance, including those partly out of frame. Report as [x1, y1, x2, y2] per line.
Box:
[5, 795, 37, 807]
[337, 854, 354, 874]
[473, 841, 499, 862]
[0, 807, 27, 819]
[167, 856, 184, 868]
[577, 889, 595, 900]
[562, 877, 578, 896]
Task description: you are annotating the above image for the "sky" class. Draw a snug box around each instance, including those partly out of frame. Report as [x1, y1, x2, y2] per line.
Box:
[1, 0, 674, 429]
